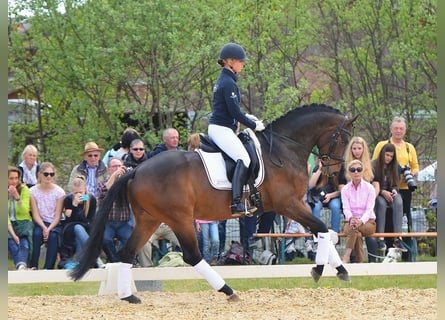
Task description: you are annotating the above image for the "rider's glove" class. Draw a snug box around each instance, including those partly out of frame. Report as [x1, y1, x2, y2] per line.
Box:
[255, 120, 266, 132]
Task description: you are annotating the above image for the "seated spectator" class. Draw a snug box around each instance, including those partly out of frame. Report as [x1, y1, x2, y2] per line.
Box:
[102, 127, 141, 165]
[68, 141, 108, 198]
[308, 159, 342, 233]
[59, 176, 104, 268]
[17, 144, 39, 188]
[29, 162, 65, 269]
[8, 166, 33, 270]
[372, 143, 403, 251]
[97, 157, 133, 262]
[137, 223, 181, 267]
[341, 160, 376, 263]
[123, 139, 148, 169]
[195, 219, 219, 265]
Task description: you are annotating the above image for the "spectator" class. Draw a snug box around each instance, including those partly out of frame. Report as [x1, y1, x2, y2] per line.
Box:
[372, 116, 419, 261]
[68, 141, 108, 198]
[187, 133, 201, 151]
[97, 157, 133, 262]
[59, 176, 104, 269]
[29, 162, 65, 269]
[17, 144, 39, 188]
[207, 42, 265, 215]
[307, 159, 342, 233]
[343, 136, 378, 262]
[137, 223, 180, 267]
[341, 160, 376, 263]
[8, 166, 33, 270]
[195, 219, 220, 265]
[372, 143, 403, 250]
[102, 127, 141, 165]
[123, 139, 148, 169]
[428, 168, 437, 209]
[147, 128, 181, 158]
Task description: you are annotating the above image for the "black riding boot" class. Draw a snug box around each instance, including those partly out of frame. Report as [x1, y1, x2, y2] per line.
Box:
[231, 160, 257, 215]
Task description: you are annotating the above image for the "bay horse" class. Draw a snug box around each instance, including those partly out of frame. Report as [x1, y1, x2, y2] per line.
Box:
[70, 103, 356, 303]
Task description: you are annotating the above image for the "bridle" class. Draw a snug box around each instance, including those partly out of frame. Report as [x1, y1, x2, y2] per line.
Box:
[314, 117, 353, 173]
[261, 115, 353, 175]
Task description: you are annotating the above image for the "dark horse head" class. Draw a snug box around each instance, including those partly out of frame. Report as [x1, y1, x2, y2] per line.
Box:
[70, 103, 356, 301]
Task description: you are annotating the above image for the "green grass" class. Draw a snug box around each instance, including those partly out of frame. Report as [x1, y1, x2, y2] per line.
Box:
[8, 274, 436, 297]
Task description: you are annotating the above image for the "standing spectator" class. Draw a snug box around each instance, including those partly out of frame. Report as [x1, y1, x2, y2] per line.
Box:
[97, 157, 133, 263]
[195, 219, 220, 265]
[68, 141, 108, 198]
[207, 42, 265, 215]
[343, 136, 378, 262]
[147, 128, 181, 158]
[137, 129, 182, 264]
[307, 159, 342, 233]
[17, 144, 39, 188]
[29, 162, 65, 269]
[372, 143, 403, 250]
[8, 166, 33, 270]
[372, 116, 419, 260]
[59, 176, 103, 269]
[123, 139, 148, 169]
[102, 127, 141, 165]
[341, 160, 376, 263]
[187, 133, 201, 151]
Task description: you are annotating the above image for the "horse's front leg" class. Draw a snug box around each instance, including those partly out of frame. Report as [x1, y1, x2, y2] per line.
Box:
[172, 220, 240, 301]
[280, 199, 350, 283]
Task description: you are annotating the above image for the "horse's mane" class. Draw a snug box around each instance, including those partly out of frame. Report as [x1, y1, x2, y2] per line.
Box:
[273, 103, 342, 123]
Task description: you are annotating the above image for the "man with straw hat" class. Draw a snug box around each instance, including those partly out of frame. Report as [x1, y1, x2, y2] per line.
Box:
[68, 141, 108, 197]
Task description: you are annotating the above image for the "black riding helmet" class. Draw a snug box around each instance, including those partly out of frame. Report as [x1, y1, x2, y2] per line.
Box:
[217, 43, 247, 67]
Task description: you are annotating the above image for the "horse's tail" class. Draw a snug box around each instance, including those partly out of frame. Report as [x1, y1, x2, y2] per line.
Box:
[69, 169, 135, 281]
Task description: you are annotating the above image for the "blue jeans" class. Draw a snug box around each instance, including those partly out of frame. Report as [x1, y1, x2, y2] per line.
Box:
[103, 221, 133, 262]
[73, 224, 89, 254]
[8, 237, 30, 268]
[30, 221, 61, 269]
[199, 222, 220, 263]
[312, 197, 342, 233]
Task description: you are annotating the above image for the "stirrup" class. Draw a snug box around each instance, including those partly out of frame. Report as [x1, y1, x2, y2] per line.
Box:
[231, 199, 257, 216]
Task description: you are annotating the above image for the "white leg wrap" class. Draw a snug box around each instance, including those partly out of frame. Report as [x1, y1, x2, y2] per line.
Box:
[315, 232, 330, 265]
[117, 262, 133, 298]
[193, 259, 225, 290]
[328, 241, 342, 268]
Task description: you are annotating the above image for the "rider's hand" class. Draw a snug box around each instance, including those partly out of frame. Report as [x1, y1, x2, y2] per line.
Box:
[245, 113, 259, 121]
[255, 120, 265, 132]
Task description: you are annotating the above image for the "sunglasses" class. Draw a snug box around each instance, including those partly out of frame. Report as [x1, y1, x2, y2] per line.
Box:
[132, 148, 144, 151]
[43, 172, 55, 177]
[87, 154, 100, 158]
[349, 167, 363, 173]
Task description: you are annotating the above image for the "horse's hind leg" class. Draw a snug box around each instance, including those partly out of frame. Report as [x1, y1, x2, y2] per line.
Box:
[172, 221, 240, 301]
[115, 207, 161, 304]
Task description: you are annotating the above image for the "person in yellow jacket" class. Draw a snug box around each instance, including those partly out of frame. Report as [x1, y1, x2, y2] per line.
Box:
[372, 116, 419, 260]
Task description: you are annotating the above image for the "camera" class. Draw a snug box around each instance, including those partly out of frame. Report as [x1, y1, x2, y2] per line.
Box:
[400, 165, 417, 191]
[319, 190, 327, 202]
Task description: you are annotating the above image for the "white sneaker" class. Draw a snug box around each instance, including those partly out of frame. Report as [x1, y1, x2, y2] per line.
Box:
[17, 264, 27, 271]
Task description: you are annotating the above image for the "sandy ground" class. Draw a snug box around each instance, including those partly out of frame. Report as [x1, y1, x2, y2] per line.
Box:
[8, 288, 436, 320]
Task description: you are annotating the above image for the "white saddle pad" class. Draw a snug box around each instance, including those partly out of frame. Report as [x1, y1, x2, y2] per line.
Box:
[196, 129, 265, 191]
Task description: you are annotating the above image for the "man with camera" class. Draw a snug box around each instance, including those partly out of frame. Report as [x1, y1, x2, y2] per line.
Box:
[372, 116, 419, 261]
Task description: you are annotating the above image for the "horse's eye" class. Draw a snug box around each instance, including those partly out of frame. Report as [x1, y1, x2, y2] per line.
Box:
[320, 155, 330, 162]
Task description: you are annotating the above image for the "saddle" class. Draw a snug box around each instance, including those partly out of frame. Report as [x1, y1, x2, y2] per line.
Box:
[198, 130, 264, 213]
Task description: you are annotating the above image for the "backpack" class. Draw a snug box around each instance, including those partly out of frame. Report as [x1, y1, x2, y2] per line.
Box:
[218, 241, 250, 265]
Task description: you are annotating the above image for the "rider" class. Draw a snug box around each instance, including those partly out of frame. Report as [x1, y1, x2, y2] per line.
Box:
[208, 42, 265, 215]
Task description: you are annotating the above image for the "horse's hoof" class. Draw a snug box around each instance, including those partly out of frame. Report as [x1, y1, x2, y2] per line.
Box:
[310, 267, 321, 283]
[121, 294, 141, 304]
[227, 293, 240, 302]
[337, 271, 351, 283]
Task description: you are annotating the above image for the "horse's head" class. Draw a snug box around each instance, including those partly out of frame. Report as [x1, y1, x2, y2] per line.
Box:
[315, 114, 357, 177]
